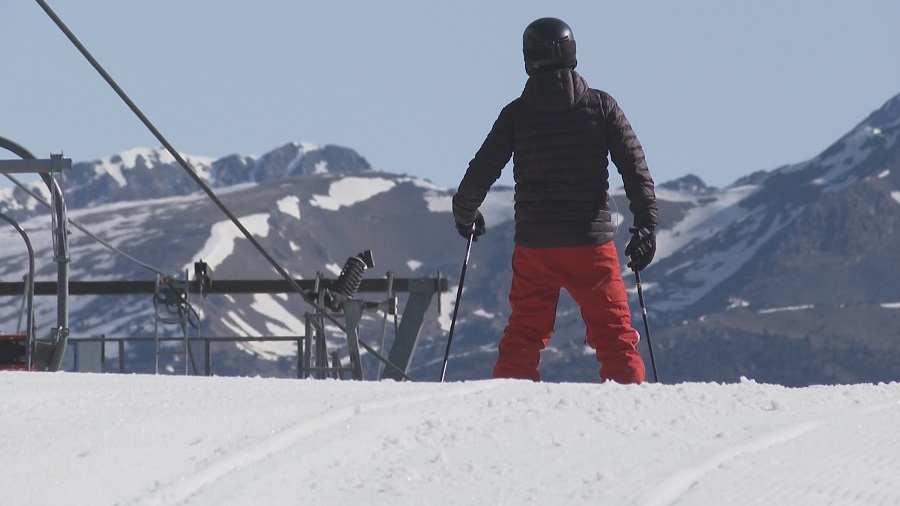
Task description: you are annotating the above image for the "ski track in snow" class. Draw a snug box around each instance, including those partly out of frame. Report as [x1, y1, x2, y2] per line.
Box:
[131, 381, 500, 506]
[641, 422, 821, 506]
[641, 401, 900, 506]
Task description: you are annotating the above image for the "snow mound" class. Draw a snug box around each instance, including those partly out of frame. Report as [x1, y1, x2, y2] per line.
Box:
[2, 373, 898, 505]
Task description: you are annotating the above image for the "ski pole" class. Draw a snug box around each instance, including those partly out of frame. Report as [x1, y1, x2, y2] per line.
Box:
[634, 270, 659, 383]
[440, 224, 476, 382]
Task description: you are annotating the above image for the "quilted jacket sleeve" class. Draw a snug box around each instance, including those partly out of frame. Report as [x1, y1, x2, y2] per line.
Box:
[452, 105, 515, 225]
[604, 94, 658, 229]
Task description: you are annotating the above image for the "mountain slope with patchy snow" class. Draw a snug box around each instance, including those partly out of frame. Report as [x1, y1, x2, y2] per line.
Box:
[2, 94, 900, 384]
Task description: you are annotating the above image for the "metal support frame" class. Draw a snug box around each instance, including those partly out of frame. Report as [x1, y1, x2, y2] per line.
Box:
[0, 273, 448, 379]
[0, 157, 72, 173]
[0, 213, 35, 371]
[382, 278, 441, 381]
[290, 273, 445, 380]
[1, 138, 72, 372]
[153, 271, 191, 375]
[300, 311, 354, 379]
[343, 300, 366, 380]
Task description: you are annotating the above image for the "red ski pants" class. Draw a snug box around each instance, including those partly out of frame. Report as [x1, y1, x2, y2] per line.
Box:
[493, 242, 645, 384]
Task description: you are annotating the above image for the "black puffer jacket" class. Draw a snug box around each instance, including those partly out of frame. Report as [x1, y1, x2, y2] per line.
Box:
[453, 69, 657, 248]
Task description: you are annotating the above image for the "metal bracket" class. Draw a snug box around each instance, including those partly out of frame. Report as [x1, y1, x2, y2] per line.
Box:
[0, 155, 72, 173]
[381, 278, 440, 381]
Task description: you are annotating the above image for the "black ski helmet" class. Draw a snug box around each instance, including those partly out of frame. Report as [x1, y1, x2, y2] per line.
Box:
[523, 17, 577, 76]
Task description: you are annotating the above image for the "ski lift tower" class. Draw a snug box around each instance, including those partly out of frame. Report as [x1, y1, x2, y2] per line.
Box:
[0, 136, 72, 371]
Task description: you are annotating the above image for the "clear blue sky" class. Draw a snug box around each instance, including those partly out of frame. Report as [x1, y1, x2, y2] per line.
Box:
[2, 1, 900, 190]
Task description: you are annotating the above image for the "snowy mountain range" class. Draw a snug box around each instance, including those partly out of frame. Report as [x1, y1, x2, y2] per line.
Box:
[1, 92, 899, 385]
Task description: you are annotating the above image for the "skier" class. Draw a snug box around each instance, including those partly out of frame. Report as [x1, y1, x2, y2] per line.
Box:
[452, 17, 657, 383]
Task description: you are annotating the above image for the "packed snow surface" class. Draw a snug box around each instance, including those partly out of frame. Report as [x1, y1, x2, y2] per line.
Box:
[2, 373, 898, 505]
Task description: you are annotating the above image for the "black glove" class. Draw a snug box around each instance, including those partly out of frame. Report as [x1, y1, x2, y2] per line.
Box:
[624, 226, 656, 271]
[455, 210, 486, 240]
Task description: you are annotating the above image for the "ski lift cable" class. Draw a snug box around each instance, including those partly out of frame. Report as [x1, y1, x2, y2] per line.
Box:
[34, 0, 411, 380]
[6, 172, 204, 337]
[3, 173, 169, 277]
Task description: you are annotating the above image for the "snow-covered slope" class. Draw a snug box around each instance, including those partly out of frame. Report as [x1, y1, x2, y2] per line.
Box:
[2, 372, 898, 505]
[620, 93, 900, 319]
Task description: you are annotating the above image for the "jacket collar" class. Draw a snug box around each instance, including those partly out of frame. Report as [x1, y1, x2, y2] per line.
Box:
[521, 68, 588, 112]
